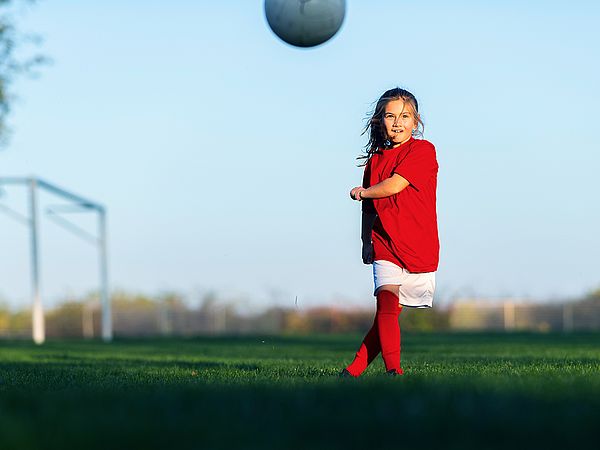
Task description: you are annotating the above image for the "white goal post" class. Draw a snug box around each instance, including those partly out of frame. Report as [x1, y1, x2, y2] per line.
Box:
[0, 177, 111, 343]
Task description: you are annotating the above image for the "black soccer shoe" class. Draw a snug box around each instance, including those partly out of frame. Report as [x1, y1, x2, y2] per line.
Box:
[339, 368, 354, 378]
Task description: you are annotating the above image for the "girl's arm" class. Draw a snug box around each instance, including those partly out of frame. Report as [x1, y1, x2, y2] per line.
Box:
[362, 174, 409, 199]
[362, 210, 377, 243]
[361, 211, 377, 264]
[351, 174, 410, 200]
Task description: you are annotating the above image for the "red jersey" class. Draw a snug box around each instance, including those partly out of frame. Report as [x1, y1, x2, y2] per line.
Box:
[362, 137, 439, 273]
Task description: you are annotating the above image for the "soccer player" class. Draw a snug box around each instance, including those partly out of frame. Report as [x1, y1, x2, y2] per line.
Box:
[341, 87, 439, 377]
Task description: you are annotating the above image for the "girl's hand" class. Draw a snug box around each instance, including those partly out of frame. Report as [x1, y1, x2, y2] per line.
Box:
[350, 186, 366, 201]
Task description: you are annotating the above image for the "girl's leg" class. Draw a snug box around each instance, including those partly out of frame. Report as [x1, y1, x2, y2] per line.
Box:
[345, 285, 402, 376]
[375, 286, 402, 373]
[345, 314, 381, 377]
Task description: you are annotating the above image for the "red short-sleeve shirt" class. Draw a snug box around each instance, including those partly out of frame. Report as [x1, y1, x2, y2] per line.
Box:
[361, 137, 439, 273]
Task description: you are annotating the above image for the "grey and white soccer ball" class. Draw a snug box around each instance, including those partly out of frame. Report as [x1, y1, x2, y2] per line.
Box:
[264, 0, 346, 48]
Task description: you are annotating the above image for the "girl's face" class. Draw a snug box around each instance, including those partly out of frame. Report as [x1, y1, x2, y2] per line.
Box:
[382, 99, 417, 146]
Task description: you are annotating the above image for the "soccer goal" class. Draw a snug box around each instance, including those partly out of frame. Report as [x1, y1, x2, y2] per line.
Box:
[0, 177, 111, 343]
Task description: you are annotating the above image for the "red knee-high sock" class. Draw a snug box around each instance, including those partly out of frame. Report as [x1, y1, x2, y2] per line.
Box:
[345, 316, 381, 377]
[345, 290, 402, 377]
[376, 290, 402, 373]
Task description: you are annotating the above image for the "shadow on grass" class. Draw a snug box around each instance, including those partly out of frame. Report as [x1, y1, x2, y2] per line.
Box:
[1, 374, 599, 450]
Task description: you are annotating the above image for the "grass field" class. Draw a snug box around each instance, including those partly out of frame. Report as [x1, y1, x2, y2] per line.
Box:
[1, 332, 600, 450]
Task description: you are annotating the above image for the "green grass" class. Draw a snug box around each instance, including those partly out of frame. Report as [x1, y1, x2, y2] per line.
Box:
[1, 332, 600, 449]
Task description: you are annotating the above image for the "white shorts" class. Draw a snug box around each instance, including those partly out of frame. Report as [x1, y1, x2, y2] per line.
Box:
[373, 260, 436, 308]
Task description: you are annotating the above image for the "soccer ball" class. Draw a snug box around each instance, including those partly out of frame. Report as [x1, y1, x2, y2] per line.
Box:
[264, 0, 346, 48]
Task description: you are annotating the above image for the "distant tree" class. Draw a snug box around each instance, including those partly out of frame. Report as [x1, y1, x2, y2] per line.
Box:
[0, 0, 46, 146]
[586, 286, 600, 301]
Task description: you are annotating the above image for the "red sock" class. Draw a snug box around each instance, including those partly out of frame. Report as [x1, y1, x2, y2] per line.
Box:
[376, 290, 402, 373]
[345, 316, 381, 377]
[345, 290, 402, 377]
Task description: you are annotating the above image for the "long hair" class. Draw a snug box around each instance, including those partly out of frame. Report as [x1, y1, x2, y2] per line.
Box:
[357, 87, 424, 167]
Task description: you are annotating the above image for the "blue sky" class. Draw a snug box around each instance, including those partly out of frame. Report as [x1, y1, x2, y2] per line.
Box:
[1, 0, 599, 310]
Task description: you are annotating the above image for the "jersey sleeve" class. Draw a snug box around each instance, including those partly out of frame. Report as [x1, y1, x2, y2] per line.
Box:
[393, 140, 438, 191]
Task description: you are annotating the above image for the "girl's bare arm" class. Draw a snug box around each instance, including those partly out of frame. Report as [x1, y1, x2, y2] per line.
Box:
[350, 174, 409, 201]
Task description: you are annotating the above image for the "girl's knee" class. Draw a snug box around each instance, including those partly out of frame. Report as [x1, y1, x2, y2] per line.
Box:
[376, 284, 399, 296]
[376, 286, 401, 313]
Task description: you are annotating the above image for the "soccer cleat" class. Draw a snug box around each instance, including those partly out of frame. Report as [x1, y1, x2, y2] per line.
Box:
[339, 368, 354, 378]
[386, 368, 403, 376]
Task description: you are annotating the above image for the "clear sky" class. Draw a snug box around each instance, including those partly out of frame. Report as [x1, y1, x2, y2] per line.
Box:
[1, 0, 599, 311]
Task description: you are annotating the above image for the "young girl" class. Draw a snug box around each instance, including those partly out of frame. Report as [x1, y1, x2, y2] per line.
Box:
[341, 87, 439, 377]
